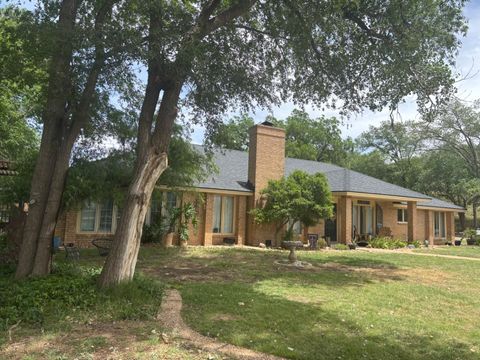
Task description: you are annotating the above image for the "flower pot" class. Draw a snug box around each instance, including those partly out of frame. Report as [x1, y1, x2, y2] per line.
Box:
[348, 243, 356, 250]
[467, 238, 476, 246]
[454, 240, 462, 246]
[163, 232, 174, 247]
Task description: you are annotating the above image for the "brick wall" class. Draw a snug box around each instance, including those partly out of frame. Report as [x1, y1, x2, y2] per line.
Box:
[247, 123, 286, 246]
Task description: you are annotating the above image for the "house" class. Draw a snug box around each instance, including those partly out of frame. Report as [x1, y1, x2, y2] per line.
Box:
[55, 122, 464, 247]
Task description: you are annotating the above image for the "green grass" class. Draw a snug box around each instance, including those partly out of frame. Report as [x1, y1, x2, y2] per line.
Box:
[174, 248, 480, 360]
[3, 245, 480, 359]
[414, 245, 480, 259]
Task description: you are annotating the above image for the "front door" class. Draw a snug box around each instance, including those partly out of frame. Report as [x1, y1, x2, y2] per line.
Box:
[325, 204, 337, 243]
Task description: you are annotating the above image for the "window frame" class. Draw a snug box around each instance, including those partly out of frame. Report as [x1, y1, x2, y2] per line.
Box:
[77, 201, 118, 234]
[397, 208, 408, 224]
[212, 195, 236, 235]
[434, 211, 446, 239]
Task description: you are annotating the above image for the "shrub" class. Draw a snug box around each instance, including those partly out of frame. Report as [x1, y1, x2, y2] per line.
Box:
[142, 222, 167, 243]
[411, 240, 421, 248]
[317, 238, 327, 249]
[333, 244, 349, 250]
[369, 237, 407, 249]
[0, 263, 164, 331]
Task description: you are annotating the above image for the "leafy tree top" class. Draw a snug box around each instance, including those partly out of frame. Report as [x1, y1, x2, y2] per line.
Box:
[251, 170, 333, 238]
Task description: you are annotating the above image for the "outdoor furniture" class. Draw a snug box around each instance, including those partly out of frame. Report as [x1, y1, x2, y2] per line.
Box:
[92, 238, 113, 256]
[65, 243, 80, 261]
[307, 234, 318, 250]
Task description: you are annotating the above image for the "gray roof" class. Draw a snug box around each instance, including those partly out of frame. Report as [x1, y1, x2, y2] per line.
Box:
[193, 145, 464, 210]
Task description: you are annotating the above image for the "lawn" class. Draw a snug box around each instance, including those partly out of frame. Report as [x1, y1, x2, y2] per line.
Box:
[413, 245, 480, 259]
[2, 246, 480, 359]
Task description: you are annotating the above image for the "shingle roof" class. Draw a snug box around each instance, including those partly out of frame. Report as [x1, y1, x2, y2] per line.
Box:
[193, 145, 464, 210]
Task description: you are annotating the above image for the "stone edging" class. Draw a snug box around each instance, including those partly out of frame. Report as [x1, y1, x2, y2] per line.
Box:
[158, 289, 285, 360]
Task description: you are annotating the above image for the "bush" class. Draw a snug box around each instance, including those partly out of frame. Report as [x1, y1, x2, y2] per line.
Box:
[0, 263, 164, 331]
[333, 244, 349, 250]
[317, 238, 327, 249]
[142, 222, 167, 243]
[369, 237, 407, 249]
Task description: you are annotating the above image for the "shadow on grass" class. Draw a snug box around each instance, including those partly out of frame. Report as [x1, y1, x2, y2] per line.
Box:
[181, 282, 477, 360]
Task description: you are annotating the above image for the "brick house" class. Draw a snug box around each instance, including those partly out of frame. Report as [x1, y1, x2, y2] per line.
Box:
[55, 122, 464, 247]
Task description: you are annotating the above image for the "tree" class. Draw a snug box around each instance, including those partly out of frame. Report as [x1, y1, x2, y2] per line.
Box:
[14, 0, 134, 279]
[207, 114, 254, 151]
[274, 110, 354, 166]
[251, 170, 333, 244]
[99, 0, 467, 286]
[425, 101, 480, 178]
[357, 120, 425, 189]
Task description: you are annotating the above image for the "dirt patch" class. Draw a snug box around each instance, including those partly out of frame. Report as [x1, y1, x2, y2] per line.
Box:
[142, 261, 236, 282]
[1, 320, 216, 360]
[159, 289, 285, 360]
[210, 313, 241, 322]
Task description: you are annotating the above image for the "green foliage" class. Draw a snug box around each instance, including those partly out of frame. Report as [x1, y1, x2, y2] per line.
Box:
[0, 263, 163, 331]
[141, 222, 167, 244]
[251, 170, 333, 240]
[173, 201, 199, 243]
[464, 228, 477, 240]
[369, 237, 407, 249]
[207, 114, 254, 151]
[272, 110, 354, 166]
[333, 244, 349, 250]
[317, 238, 327, 249]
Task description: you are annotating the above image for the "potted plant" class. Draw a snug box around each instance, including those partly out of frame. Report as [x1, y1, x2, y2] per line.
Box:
[176, 202, 198, 248]
[454, 238, 462, 246]
[163, 208, 180, 247]
[464, 228, 477, 246]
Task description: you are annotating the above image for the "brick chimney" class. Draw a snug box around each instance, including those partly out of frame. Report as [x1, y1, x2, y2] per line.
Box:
[247, 121, 286, 245]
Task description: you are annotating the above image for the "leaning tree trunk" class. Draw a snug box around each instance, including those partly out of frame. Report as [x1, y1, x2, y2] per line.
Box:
[31, 140, 74, 276]
[15, 125, 61, 279]
[98, 152, 168, 287]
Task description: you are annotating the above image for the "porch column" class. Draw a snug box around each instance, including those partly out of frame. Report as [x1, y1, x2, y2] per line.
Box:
[339, 196, 352, 244]
[407, 201, 417, 243]
[446, 212, 455, 242]
[236, 196, 247, 246]
[203, 194, 213, 246]
[425, 210, 434, 246]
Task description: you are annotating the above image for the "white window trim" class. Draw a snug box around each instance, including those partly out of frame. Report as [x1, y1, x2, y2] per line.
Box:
[212, 195, 236, 236]
[434, 211, 446, 239]
[77, 202, 118, 234]
[397, 208, 408, 224]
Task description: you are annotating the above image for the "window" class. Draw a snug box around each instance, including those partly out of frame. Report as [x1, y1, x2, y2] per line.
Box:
[212, 195, 234, 233]
[145, 191, 176, 226]
[79, 200, 117, 233]
[397, 209, 408, 223]
[353, 204, 374, 236]
[80, 201, 96, 232]
[98, 200, 114, 232]
[434, 212, 446, 238]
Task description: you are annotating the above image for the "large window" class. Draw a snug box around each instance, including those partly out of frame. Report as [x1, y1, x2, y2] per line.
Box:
[79, 200, 116, 233]
[352, 204, 374, 236]
[212, 195, 234, 234]
[434, 211, 446, 238]
[397, 209, 408, 223]
[145, 192, 177, 226]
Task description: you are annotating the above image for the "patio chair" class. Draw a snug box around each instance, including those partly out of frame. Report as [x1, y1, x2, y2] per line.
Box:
[65, 243, 80, 261]
[92, 238, 113, 256]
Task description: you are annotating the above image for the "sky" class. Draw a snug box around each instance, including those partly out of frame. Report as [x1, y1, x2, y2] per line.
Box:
[188, 1, 480, 144]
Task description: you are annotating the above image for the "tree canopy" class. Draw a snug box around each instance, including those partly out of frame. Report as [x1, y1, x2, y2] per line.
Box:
[251, 170, 333, 241]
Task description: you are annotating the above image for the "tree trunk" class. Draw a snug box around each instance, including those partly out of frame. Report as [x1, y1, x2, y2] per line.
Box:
[15, 125, 60, 279]
[31, 141, 73, 276]
[459, 212, 466, 231]
[473, 202, 478, 229]
[98, 153, 168, 287]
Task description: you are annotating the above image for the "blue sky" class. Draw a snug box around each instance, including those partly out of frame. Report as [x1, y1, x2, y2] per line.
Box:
[189, 0, 480, 143]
